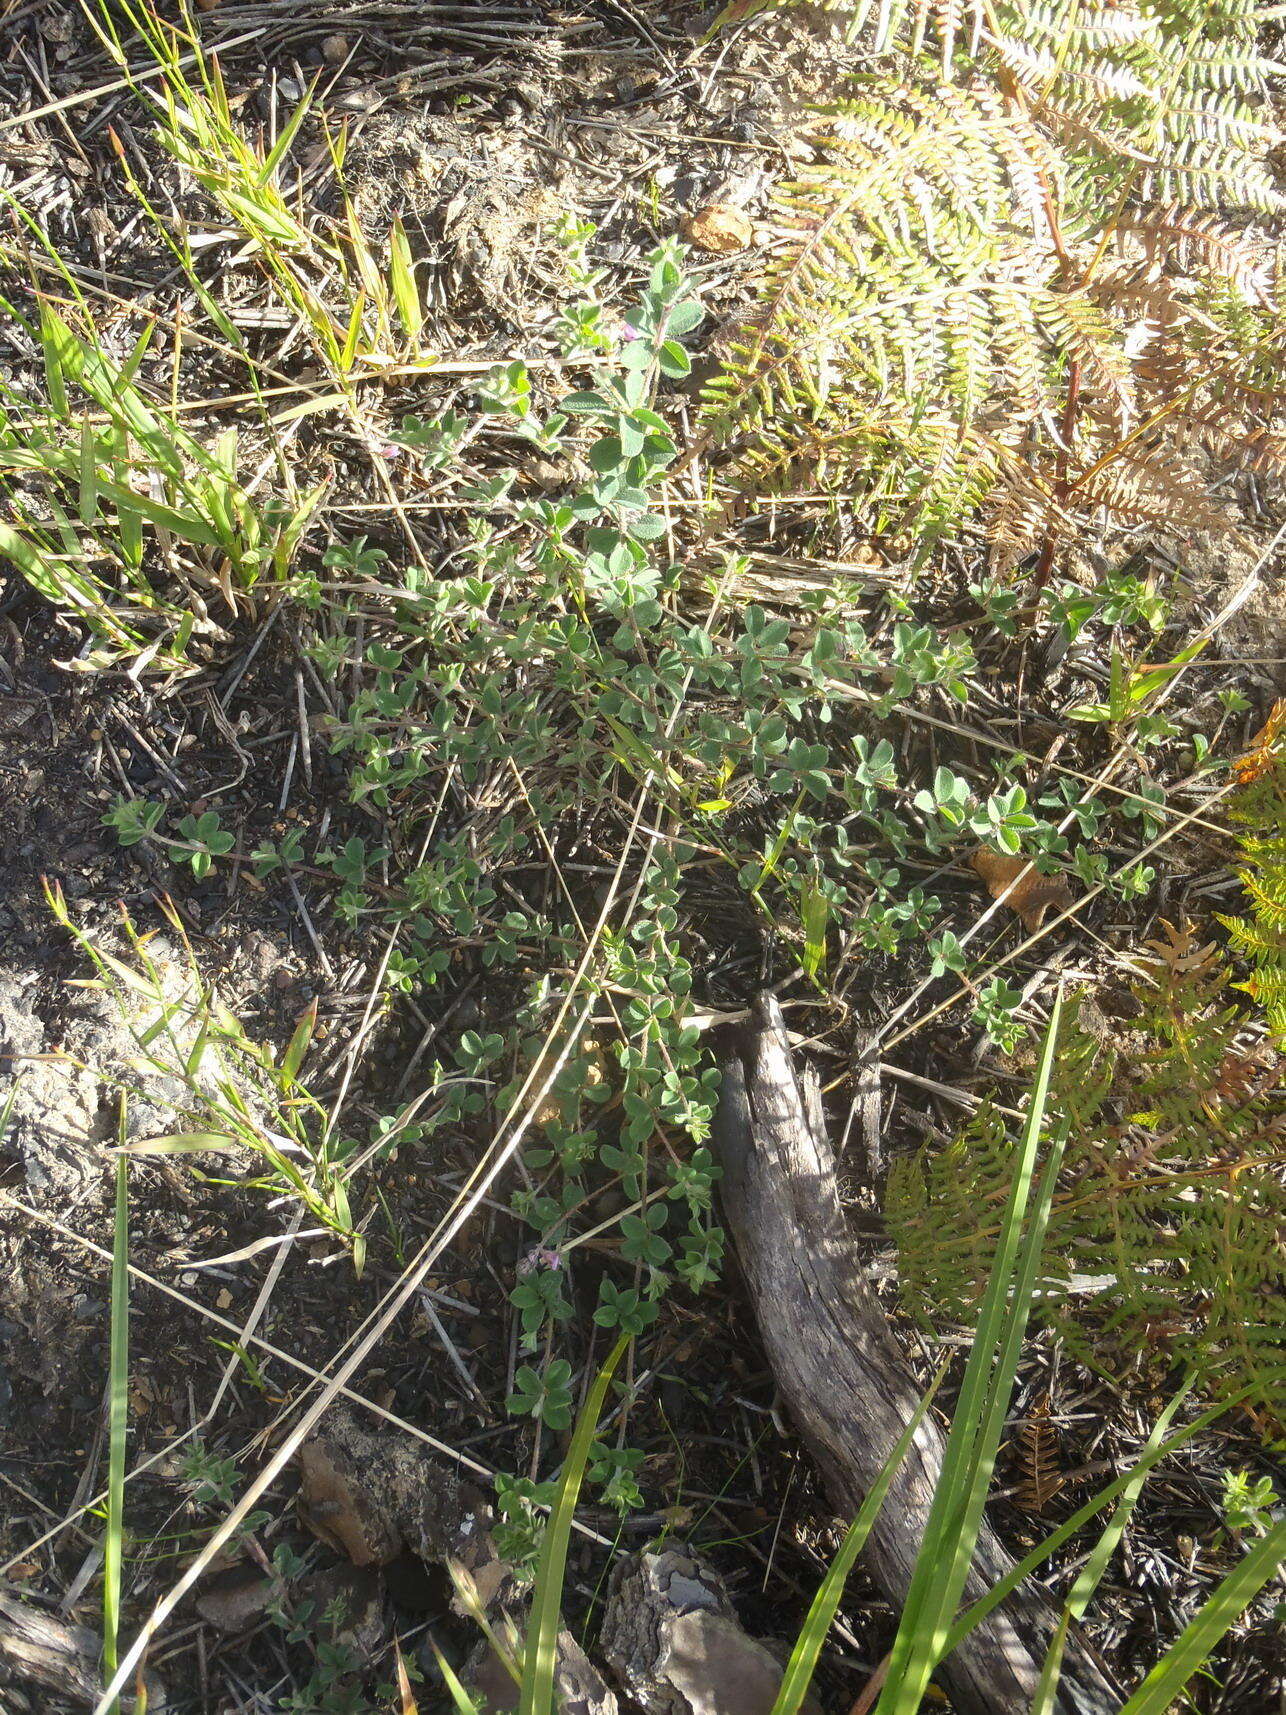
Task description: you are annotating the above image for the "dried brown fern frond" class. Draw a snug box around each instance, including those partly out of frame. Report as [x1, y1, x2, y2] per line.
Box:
[1066, 445, 1231, 534]
[1113, 208, 1278, 307]
[986, 461, 1076, 571]
[1016, 1392, 1064, 1515]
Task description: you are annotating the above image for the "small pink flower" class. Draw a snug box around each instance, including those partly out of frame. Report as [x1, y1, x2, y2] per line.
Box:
[518, 1245, 563, 1276]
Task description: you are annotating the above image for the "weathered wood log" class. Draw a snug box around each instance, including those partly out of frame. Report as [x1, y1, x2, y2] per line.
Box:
[0, 1591, 168, 1712]
[299, 1410, 619, 1714]
[712, 993, 1122, 1715]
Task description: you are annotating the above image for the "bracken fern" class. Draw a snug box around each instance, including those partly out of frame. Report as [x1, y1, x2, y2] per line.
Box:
[1221, 745, 1286, 1040]
[706, 0, 1286, 569]
[886, 919, 1286, 1432]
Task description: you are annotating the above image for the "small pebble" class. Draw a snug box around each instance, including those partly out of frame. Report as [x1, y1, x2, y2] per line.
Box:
[322, 34, 349, 64]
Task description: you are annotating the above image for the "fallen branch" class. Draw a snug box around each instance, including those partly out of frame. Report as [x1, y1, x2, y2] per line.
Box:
[0, 1591, 168, 1712]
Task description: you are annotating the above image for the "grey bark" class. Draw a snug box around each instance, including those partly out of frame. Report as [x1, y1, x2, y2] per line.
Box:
[0, 1591, 168, 1711]
[600, 1543, 821, 1715]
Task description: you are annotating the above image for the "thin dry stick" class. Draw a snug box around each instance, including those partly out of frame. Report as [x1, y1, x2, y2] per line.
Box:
[3, 1195, 613, 1570]
[0, 28, 266, 135]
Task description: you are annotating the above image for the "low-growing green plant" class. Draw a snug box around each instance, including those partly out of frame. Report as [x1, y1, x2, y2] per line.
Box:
[179, 1440, 274, 1547]
[263, 1542, 414, 1715]
[1221, 1469, 1280, 1541]
[508, 1360, 576, 1434]
[45, 884, 371, 1270]
[0, 276, 321, 672]
[70, 224, 1201, 1540]
[971, 977, 1025, 1052]
[269, 242, 1195, 1511]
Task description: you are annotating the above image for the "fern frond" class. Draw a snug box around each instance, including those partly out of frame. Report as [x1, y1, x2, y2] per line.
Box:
[701, 78, 1067, 542]
[1115, 208, 1277, 305]
[1221, 762, 1286, 1048]
[886, 964, 1286, 1431]
[705, 0, 1284, 562]
[1066, 443, 1229, 534]
[1237, 870, 1286, 932]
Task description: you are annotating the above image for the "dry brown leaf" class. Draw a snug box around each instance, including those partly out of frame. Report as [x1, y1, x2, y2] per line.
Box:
[1142, 918, 1219, 973]
[969, 848, 1074, 933]
[682, 204, 753, 254]
[1235, 697, 1286, 784]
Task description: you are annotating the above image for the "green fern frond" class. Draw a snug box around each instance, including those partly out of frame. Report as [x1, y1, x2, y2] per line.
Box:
[1219, 755, 1286, 1046]
[1237, 871, 1286, 931]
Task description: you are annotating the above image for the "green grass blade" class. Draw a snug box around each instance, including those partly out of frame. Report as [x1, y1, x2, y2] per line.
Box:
[938, 1112, 1071, 1569]
[272, 480, 328, 578]
[942, 1383, 1234, 1656]
[429, 1639, 482, 1714]
[103, 1116, 130, 1712]
[118, 1132, 239, 1156]
[875, 988, 1065, 1713]
[771, 1357, 950, 1715]
[389, 218, 424, 346]
[907, 1133, 1068, 1694]
[519, 1335, 629, 1715]
[0, 520, 65, 597]
[800, 875, 831, 983]
[259, 82, 316, 183]
[38, 302, 69, 420]
[1060, 1386, 1190, 1622]
[1117, 1517, 1286, 1714]
[1030, 1610, 1072, 1715]
[0, 1080, 20, 1145]
[95, 480, 223, 546]
[78, 419, 101, 524]
[281, 999, 318, 1087]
